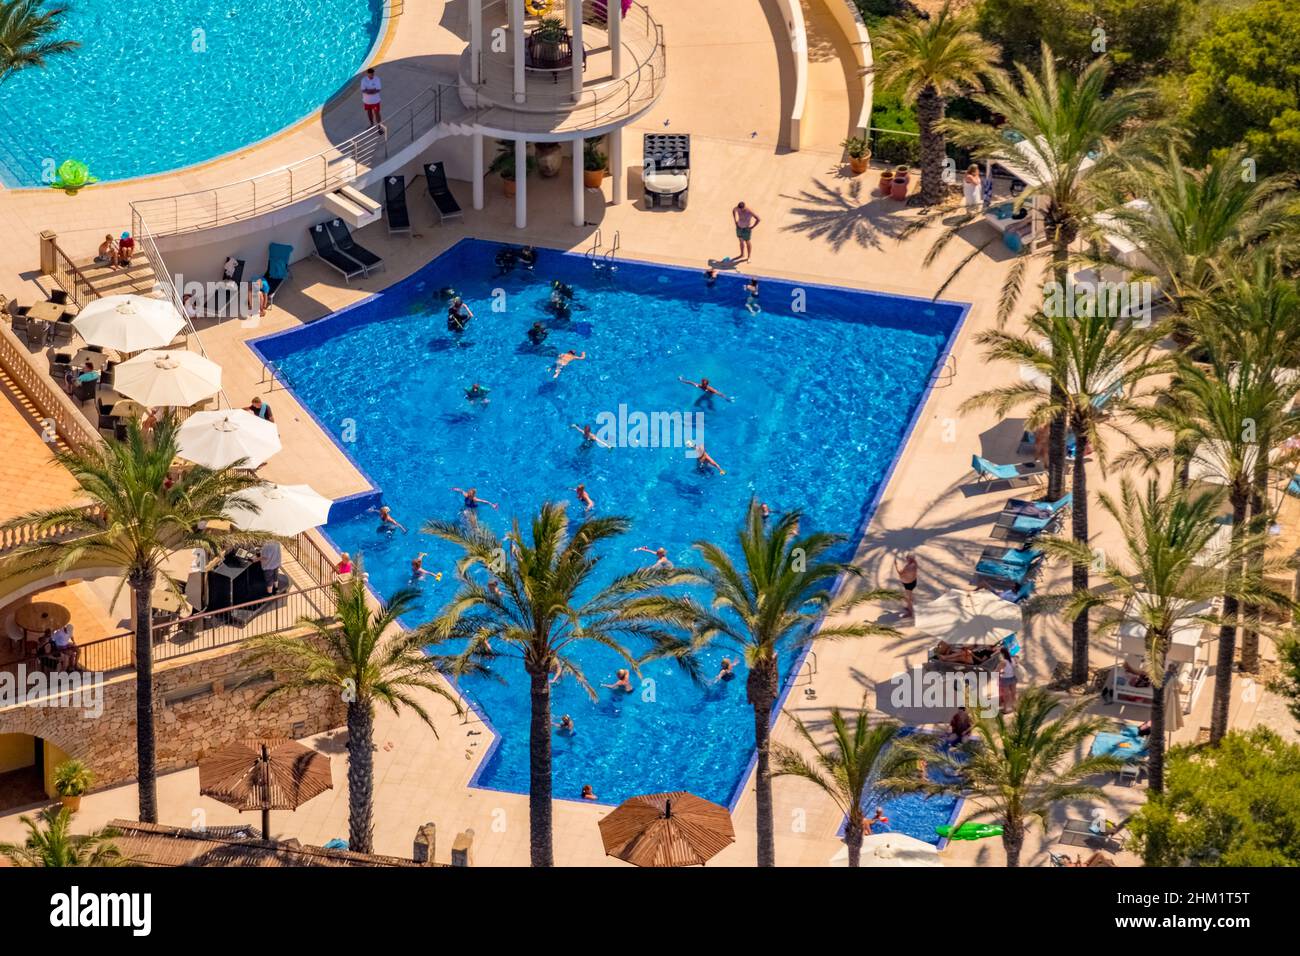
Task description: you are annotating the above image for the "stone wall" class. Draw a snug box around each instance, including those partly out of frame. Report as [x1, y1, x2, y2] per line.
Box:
[0, 635, 345, 793]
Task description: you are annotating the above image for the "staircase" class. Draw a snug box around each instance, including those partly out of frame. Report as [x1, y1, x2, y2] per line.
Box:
[71, 255, 158, 299]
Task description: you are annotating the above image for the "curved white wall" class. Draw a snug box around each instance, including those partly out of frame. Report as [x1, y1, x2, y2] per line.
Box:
[824, 0, 873, 133]
[774, 0, 809, 151]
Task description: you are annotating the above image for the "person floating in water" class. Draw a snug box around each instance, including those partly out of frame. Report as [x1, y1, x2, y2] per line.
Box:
[553, 349, 587, 379]
[452, 486, 499, 518]
[494, 247, 518, 275]
[554, 714, 575, 736]
[518, 245, 538, 269]
[411, 552, 439, 581]
[378, 505, 407, 534]
[633, 545, 673, 569]
[704, 267, 718, 287]
[551, 279, 574, 299]
[575, 483, 595, 511]
[714, 657, 737, 683]
[691, 442, 726, 475]
[760, 502, 772, 521]
[679, 375, 732, 407]
[447, 296, 473, 333]
[527, 321, 549, 346]
[744, 277, 761, 314]
[602, 668, 634, 693]
[571, 423, 613, 449]
[545, 291, 571, 320]
[465, 382, 491, 405]
[437, 286, 458, 301]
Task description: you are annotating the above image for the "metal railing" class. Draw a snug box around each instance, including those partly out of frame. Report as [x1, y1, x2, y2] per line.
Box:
[43, 238, 102, 311]
[129, 82, 456, 238]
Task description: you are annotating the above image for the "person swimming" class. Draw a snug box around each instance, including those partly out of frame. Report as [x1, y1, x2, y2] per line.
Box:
[545, 292, 571, 320]
[602, 668, 634, 693]
[714, 657, 737, 682]
[571, 423, 613, 449]
[744, 278, 761, 314]
[411, 552, 438, 580]
[465, 382, 491, 405]
[447, 296, 472, 333]
[551, 279, 574, 299]
[553, 350, 587, 379]
[692, 442, 726, 475]
[377, 505, 407, 534]
[527, 321, 549, 346]
[704, 267, 718, 287]
[633, 545, 672, 569]
[554, 714, 575, 735]
[575, 483, 595, 510]
[581, 784, 597, 800]
[679, 376, 733, 406]
[452, 486, 499, 515]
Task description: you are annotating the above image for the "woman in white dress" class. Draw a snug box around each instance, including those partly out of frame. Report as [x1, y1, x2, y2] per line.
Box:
[962, 164, 982, 211]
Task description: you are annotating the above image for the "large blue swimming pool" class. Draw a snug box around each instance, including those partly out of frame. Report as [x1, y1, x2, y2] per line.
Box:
[253, 240, 967, 822]
[0, 0, 381, 187]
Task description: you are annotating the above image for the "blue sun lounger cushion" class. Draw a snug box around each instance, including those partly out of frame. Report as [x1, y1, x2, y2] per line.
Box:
[267, 242, 292, 280]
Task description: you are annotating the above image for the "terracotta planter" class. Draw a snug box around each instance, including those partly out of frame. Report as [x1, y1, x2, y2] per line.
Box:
[502, 176, 517, 197]
[584, 168, 605, 188]
[848, 155, 870, 175]
[891, 169, 911, 201]
[535, 142, 563, 178]
[878, 170, 894, 195]
[59, 795, 81, 813]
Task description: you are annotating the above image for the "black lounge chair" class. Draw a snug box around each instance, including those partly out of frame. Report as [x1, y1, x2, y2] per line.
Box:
[385, 175, 411, 236]
[423, 162, 463, 224]
[212, 258, 246, 318]
[323, 218, 384, 275]
[308, 223, 365, 283]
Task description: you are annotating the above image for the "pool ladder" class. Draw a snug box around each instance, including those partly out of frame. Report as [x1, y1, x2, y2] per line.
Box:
[586, 230, 621, 272]
[932, 353, 957, 388]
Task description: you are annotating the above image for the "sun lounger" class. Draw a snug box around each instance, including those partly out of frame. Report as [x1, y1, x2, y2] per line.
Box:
[972, 454, 1045, 486]
[323, 219, 384, 276]
[308, 223, 365, 283]
[423, 162, 463, 223]
[263, 242, 293, 302]
[1057, 817, 1123, 852]
[385, 175, 411, 236]
[925, 640, 1005, 673]
[990, 493, 1072, 540]
[975, 546, 1043, 590]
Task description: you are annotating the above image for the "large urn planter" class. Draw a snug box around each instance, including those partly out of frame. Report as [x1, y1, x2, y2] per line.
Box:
[535, 142, 563, 178]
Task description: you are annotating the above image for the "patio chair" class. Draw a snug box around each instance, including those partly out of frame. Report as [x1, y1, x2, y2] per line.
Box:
[263, 242, 293, 303]
[323, 219, 384, 276]
[971, 453, 1044, 486]
[47, 289, 69, 307]
[989, 492, 1072, 541]
[1056, 817, 1124, 852]
[423, 162, 463, 224]
[384, 175, 411, 236]
[307, 223, 365, 283]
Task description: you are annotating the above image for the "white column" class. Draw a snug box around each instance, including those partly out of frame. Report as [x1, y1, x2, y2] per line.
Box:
[514, 136, 528, 229]
[609, 125, 622, 205]
[609, 0, 622, 78]
[469, 0, 483, 84]
[472, 132, 484, 210]
[570, 1, 585, 102]
[572, 137, 585, 227]
[511, 0, 526, 104]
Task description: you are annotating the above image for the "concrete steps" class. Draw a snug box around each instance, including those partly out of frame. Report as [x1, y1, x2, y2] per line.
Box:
[71, 256, 158, 299]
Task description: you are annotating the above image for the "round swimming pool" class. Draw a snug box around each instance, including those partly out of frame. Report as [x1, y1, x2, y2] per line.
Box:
[0, 0, 383, 188]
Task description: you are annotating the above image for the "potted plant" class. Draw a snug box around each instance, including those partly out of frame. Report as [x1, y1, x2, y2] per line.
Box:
[53, 759, 93, 812]
[840, 135, 871, 175]
[488, 139, 537, 197]
[583, 138, 607, 188]
[530, 16, 569, 69]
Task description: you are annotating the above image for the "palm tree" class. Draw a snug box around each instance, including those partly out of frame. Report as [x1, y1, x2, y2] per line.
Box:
[639, 500, 899, 867]
[420, 502, 678, 868]
[963, 306, 1171, 683]
[772, 703, 908, 866]
[868, 2, 999, 206]
[1116, 143, 1300, 326]
[892, 688, 1120, 866]
[0, 0, 78, 83]
[0, 806, 124, 866]
[1040, 479, 1290, 792]
[0, 414, 262, 824]
[248, 564, 460, 854]
[922, 44, 1156, 498]
[1127, 332, 1300, 742]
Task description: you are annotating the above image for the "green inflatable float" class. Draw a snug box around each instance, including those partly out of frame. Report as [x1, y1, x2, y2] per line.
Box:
[49, 159, 98, 195]
[936, 821, 1004, 841]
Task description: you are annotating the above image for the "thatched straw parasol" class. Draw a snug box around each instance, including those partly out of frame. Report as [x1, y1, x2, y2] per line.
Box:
[198, 738, 333, 839]
[598, 791, 735, 867]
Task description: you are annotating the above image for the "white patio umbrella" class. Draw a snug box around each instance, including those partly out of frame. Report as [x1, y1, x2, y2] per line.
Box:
[113, 349, 221, 407]
[177, 409, 281, 469]
[226, 483, 331, 536]
[915, 588, 1022, 645]
[71, 294, 185, 352]
[829, 833, 943, 867]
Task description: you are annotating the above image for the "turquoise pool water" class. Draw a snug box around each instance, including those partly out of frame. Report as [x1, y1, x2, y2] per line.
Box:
[252, 240, 967, 822]
[0, 0, 381, 187]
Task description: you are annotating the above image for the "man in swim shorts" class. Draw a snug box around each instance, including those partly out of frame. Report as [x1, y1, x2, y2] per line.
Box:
[895, 552, 918, 616]
[361, 68, 382, 126]
[553, 350, 586, 379]
[732, 201, 760, 261]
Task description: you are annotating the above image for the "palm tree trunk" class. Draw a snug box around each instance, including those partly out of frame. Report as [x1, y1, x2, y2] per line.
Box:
[130, 570, 158, 824]
[1148, 662, 1167, 794]
[527, 661, 554, 867]
[1045, 224, 1075, 500]
[345, 700, 375, 852]
[845, 812, 864, 868]
[747, 657, 779, 868]
[1070, 417, 1090, 685]
[1001, 817, 1024, 867]
[1241, 458, 1269, 673]
[1210, 486, 1249, 743]
[916, 85, 946, 206]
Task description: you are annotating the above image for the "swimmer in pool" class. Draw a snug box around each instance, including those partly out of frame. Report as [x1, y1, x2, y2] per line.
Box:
[452, 486, 499, 514]
[527, 321, 549, 346]
[575, 483, 595, 511]
[447, 296, 473, 332]
[714, 657, 738, 683]
[704, 267, 718, 287]
[553, 350, 587, 379]
[494, 247, 518, 275]
[518, 245, 538, 269]
[545, 292, 571, 320]
[602, 668, 634, 693]
[377, 505, 408, 534]
[581, 784, 597, 800]
[465, 382, 491, 405]
[679, 376, 732, 406]
[693, 443, 726, 475]
[551, 279, 574, 299]
[633, 546, 673, 569]
[571, 423, 613, 449]
[411, 552, 438, 580]
[760, 502, 772, 521]
[549, 657, 564, 685]
[554, 714, 575, 735]
[744, 278, 761, 314]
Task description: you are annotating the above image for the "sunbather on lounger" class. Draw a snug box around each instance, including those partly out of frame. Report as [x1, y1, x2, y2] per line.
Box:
[1123, 659, 1152, 687]
[936, 641, 976, 665]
